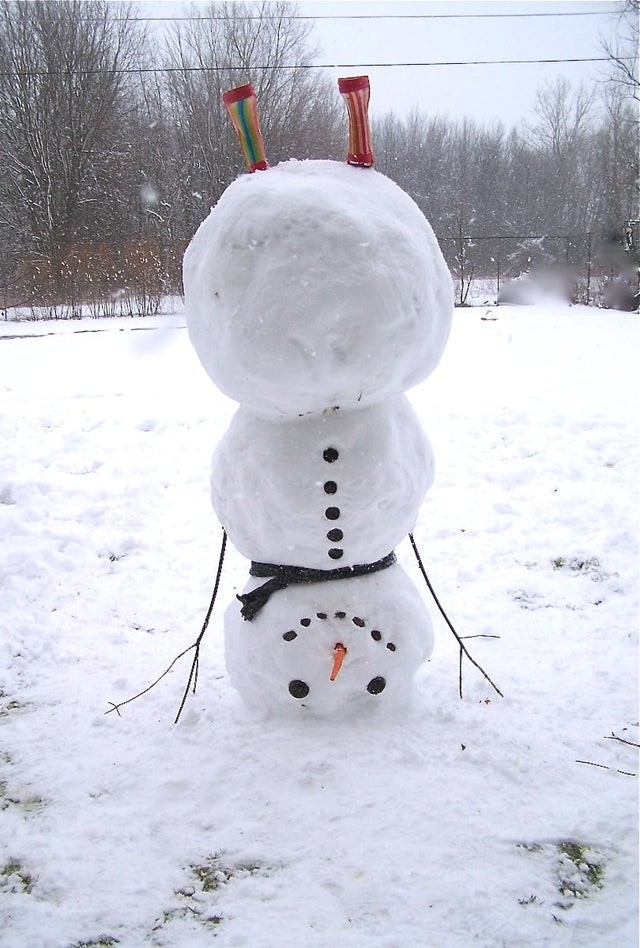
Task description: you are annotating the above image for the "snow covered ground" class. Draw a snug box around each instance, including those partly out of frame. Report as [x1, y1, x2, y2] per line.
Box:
[0, 303, 637, 947]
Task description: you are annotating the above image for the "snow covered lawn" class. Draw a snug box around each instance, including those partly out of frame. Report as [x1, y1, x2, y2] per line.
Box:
[1, 303, 637, 947]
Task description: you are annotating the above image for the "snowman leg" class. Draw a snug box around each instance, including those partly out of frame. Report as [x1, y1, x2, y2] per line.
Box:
[222, 83, 269, 172]
[338, 75, 375, 167]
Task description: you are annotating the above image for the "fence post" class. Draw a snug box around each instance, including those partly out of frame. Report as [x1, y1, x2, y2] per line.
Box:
[586, 231, 592, 306]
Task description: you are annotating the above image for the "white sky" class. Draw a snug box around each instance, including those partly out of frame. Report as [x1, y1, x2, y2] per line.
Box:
[139, 0, 627, 128]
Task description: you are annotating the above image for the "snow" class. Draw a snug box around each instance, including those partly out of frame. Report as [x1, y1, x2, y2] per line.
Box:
[0, 303, 638, 946]
[183, 160, 453, 415]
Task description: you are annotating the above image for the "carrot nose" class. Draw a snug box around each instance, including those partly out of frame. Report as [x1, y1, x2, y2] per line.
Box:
[330, 643, 347, 681]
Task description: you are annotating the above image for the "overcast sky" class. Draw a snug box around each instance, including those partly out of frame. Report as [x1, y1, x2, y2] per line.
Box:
[140, 0, 627, 128]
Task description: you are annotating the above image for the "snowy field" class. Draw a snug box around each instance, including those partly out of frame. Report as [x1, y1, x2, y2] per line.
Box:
[0, 303, 638, 947]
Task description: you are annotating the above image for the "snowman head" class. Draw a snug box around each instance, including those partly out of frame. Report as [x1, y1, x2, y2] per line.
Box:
[224, 565, 433, 717]
[183, 79, 453, 417]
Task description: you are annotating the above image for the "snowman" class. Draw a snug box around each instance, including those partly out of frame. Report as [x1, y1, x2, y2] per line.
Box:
[183, 77, 454, 716]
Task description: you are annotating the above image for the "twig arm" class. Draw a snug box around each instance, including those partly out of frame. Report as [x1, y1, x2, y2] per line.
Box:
[408, 533, 504, 699]
[105, 528, 228, 723]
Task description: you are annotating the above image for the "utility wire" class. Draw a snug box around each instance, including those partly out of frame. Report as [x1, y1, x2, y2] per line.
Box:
[0, 57, 615, 78]
[121, 11, 616, 22]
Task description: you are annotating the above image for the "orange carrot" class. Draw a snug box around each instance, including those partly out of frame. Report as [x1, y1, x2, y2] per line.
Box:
[330, 643, 347, 681]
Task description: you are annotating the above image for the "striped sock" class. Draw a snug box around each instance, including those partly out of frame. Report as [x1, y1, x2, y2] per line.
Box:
[338, 76, 374, 168]
[223, 84, 268, 173]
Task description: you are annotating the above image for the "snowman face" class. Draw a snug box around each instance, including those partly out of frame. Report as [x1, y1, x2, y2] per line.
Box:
[280, 609, 400, 708]
[224, 565, 433, 716]
[183, 159, 454, 416]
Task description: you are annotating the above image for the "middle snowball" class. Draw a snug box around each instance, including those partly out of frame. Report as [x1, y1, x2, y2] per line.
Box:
[211, 396, 433, 570]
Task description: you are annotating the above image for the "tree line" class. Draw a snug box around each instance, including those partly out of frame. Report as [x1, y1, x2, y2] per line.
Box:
[0, 0, 637, 316]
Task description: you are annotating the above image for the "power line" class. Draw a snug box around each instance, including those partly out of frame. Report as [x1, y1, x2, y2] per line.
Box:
[122, 10, 616, 22]
[0, 57, 615, 78]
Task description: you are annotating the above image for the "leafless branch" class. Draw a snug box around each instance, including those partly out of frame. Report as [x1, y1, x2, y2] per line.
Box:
[106, 529, 227, 724]
[604, 732, 640, 748]
[576, 759, 637, 777]
[408, 534, 504, 699]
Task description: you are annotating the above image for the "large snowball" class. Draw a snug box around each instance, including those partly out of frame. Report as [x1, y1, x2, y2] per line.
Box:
[224, 564, 433, 717]
[211, 396, 433, 570]
[184, 159, 453, 415]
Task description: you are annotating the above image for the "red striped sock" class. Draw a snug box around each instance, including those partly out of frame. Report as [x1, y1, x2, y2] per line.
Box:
[338, 76, 375, 168]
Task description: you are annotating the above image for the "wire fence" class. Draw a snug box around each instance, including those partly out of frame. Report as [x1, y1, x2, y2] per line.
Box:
[437, 229, 639, 310]
[2, 228, 638, 320]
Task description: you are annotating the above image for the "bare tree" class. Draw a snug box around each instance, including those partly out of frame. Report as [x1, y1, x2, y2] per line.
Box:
[525, 78, 594, 161]
[521, 78, 596, 233]
[164, 0, 342, 226]
[0, 0, 145, 305]
[601, 0, 639, 101]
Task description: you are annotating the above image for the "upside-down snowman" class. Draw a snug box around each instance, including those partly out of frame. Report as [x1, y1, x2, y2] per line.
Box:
[183, 77, 453, 715]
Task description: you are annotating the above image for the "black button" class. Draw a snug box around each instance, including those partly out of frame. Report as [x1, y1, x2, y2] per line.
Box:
[327, 528, 343, 542]
[371, 630, 382, 641]
[323, 448, 339, 463]
[367, 676, 386, 695]
[323, 481, 337, 494]
[300, 617, 311, 627]
[289, 680, 309, 699]
[325, 507, 340, 520]
[328, 548, 343, 560]
[282, 630, 297, 641]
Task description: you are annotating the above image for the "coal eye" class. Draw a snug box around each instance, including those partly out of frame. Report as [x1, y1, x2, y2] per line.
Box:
[289, 680, 309, 699]
[367, 677, 386, 695]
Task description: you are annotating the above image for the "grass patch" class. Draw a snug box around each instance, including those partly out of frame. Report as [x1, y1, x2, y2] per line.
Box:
[556, 841, 605, 901]
[189, 855, 263, 893]
[0, 860, 34, 894]
[0, 696, 24, 716]
[552, 556, 606, 581]
[0, 779, 45, 814]
[517, 839, 606, 915]
[152, 853, 268, 936]
[73, 939, 120, 948]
